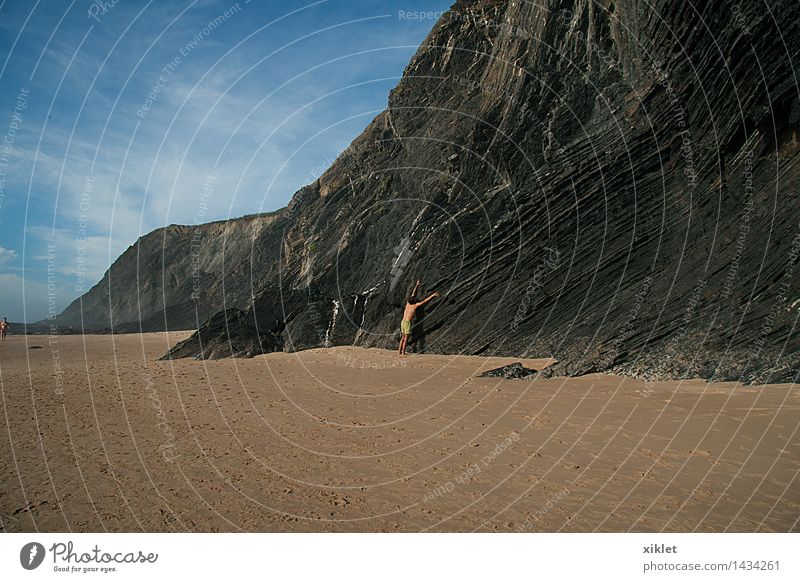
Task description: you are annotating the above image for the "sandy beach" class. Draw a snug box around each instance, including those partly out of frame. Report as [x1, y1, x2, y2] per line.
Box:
[1, 333, 798, 532]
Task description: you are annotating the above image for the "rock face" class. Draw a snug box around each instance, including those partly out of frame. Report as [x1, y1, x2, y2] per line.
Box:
[162, 307, 282, 360]
[56, 213, 282, 332]
[479, 363, 538, 380]
[70, 0, 800, 383]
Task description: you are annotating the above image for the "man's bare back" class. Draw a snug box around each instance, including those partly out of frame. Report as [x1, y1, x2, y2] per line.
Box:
[402, 302, 419, 322]
[402, 290, 438, 323]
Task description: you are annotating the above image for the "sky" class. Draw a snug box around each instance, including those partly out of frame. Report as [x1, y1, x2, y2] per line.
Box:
[0, 0, 452, 322]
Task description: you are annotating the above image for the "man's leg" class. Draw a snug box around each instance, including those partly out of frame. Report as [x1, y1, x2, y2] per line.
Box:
[400, 334, 408, 355]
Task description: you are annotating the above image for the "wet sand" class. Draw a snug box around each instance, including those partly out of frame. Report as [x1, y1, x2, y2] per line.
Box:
[1, 333, 798, 532]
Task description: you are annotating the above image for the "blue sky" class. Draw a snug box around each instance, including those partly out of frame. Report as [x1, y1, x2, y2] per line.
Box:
[0, 0, 451, 322]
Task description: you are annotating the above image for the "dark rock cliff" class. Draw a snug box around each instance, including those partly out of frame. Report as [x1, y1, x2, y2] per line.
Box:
[69, 0, 800, 383]
[56, 213, 282, 332]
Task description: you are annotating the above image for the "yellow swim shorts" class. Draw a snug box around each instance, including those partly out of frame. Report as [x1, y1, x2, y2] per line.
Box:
[401, 320, 412, 334]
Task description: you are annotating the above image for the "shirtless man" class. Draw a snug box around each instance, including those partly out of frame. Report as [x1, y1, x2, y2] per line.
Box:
[0, 317, 8, 342]
[399, 281, 439, 355]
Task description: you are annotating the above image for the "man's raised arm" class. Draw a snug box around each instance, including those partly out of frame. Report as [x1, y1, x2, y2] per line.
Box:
[419, 292, 439, 306]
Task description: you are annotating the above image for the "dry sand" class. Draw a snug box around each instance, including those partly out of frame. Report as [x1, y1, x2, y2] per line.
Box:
[1, 332, 798, 532]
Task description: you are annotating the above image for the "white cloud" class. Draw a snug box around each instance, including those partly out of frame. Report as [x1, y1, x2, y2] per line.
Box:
[0, 246, 17, 266]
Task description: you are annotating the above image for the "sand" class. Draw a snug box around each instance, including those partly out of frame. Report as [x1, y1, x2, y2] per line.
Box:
[0, 332, 798, 532]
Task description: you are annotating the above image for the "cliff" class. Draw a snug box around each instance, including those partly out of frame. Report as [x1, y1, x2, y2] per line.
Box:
[65, 0, 800, 383]
[56, 213, 281, 332]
